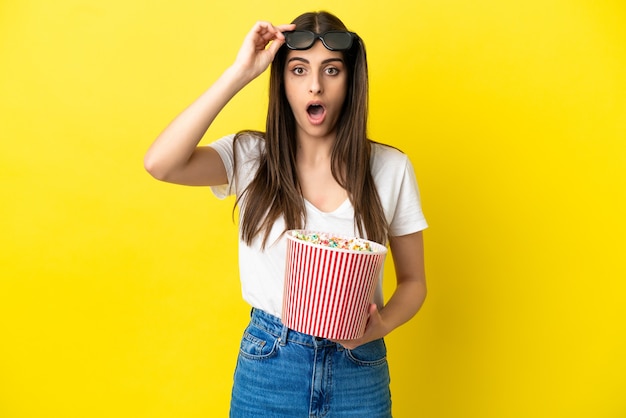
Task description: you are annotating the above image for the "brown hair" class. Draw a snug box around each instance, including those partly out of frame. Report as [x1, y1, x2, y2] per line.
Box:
[234, 11, 387, 248]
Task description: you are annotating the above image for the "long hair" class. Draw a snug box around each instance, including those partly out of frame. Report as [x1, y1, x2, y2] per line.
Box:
[234, 11, 387, 248]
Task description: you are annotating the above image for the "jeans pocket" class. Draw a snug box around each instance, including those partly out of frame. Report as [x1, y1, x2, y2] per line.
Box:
[345, 338, 387, 367]
[238, 324, 280, 360]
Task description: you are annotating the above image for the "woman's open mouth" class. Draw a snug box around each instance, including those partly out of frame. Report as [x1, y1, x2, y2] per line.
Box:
[306, 103, 326, 125]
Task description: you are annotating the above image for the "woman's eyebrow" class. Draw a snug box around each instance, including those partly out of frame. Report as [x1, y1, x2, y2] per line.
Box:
[287, 57, 345, 65]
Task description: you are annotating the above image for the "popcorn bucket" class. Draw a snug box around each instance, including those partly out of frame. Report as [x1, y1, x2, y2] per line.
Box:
[282, 230, 387, 340]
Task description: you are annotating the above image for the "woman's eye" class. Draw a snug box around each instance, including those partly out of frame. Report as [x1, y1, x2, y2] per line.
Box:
[325, 67, 339, 76]
[292, 67, 306, 75]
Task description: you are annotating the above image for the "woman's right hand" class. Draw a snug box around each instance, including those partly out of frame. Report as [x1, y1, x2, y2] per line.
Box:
[232, 21, 296, 81]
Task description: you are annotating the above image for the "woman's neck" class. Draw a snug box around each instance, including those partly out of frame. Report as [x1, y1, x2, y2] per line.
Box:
[295, 132, 336, 167]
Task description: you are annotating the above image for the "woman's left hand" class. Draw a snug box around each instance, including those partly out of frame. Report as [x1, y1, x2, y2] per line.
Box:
[333, 231, 428, 351]
[332, 304, 389, 350]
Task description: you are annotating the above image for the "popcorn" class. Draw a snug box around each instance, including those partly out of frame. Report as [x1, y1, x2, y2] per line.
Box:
[290, 230, 376, 252]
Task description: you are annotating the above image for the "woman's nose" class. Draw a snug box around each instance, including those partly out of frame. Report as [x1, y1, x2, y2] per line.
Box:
[309, 75, 322, 94]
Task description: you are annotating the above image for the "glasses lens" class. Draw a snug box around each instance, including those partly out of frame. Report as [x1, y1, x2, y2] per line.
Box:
[285, 31, 315, 49]
[322, 31, 354, 50]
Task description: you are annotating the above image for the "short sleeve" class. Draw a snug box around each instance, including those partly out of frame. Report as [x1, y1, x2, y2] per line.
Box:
[207, 133, 264, 199]
[388, 157, 428, 237]
[207, 134, 236, 199]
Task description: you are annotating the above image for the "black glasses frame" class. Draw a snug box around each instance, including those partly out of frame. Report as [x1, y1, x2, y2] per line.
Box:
[283, 30, 358, 51]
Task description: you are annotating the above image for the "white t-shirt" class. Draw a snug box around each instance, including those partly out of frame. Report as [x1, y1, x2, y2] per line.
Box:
[209, 133, 428, 318]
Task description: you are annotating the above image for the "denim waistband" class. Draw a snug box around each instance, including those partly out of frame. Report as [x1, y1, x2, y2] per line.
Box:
[250, 308, 340, 348]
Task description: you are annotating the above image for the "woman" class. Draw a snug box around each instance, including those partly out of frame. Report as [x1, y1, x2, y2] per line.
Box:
[145, 11, 427, 417]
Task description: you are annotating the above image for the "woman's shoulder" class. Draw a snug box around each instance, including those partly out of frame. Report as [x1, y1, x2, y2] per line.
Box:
[234, 130, 265, 150]
[222, 130, 266, 163]
[209, 131, 266, 172]
[370, 141, 409, 166]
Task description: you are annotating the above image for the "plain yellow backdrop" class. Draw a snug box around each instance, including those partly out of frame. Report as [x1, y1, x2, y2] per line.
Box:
[1, 0, 625, 417]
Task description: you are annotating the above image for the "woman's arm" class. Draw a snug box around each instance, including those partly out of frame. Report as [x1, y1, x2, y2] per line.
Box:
[335, 230, 427, 349]
[143, 21, 295, 186]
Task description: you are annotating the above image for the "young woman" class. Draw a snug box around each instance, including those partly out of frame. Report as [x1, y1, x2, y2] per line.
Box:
[145, 11, 427, 417]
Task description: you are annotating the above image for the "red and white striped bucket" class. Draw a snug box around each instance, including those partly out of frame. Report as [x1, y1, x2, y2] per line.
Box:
[282, 230, 387, 340]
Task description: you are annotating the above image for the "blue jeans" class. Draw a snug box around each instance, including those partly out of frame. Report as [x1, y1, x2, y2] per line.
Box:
[230, 308, 392, 417]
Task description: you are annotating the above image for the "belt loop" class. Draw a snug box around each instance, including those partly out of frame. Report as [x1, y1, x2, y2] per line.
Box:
[279, 323, 289, 346]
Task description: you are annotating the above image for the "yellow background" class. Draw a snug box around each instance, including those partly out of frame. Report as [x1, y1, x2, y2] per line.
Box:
[1, 0, 625, 417]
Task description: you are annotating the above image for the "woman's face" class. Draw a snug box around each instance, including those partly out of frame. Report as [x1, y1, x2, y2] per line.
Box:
[284, 41, 348, 142]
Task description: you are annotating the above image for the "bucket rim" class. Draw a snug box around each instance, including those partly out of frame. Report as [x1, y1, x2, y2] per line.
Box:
[285, 229, 388, 255]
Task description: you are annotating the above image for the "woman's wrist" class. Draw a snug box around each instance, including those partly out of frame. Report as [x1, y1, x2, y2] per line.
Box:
[222, 63, 260, 90]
